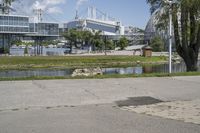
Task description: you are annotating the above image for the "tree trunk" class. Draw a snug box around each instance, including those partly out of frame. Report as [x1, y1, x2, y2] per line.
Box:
[172, 4, 199, 72]
[183, 49, 198, 71]
[69, 42, 73, 54]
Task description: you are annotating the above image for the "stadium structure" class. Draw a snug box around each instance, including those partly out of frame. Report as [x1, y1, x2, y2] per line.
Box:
[65, 7, 145, 45]
[65, 7, 124, 36]
[144, 2, 173, 48]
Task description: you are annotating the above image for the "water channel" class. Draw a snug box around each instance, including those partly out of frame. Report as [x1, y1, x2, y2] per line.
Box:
[0, 61, 199, 78]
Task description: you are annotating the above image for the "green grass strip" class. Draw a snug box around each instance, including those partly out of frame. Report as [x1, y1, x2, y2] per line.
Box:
[0, 56, 167, 70]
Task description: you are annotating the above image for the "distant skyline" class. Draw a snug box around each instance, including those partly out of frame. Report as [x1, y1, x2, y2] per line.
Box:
[12, 0, 151, 29]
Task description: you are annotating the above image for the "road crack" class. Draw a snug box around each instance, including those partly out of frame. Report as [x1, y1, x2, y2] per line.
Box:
[83, 89, 100, 99]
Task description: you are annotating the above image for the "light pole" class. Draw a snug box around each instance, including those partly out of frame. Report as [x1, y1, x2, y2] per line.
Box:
[169, 1, 172, 74]
[165, 0, 174, 74]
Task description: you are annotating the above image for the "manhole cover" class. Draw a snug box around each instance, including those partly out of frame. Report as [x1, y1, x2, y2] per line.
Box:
[116, 96, 163, 107]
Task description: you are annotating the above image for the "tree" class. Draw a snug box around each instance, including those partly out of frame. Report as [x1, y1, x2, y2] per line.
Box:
[118, 37, 128, 50]
[63, 29, 83, 53]
[82, 30, 93, 46]
[63, 29, 112, 52]
[1, 0, 15, 14]
[63, 29, 79, 53]
[106, 40, 115, 50]
[150, 36, 164, 52]
[93, 39, 104, 51]
[24, 45, 28, 55]
[63, 29, 97, 52]
[147, 0, 200, 71]
[3, 0, 14, 5]
[11, 40, 23, 46]
[91, 31, 103, 51]
[41, 40, 60, 47]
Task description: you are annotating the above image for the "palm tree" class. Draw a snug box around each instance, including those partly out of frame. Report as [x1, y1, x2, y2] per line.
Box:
[3, 0, 14, 5]
[63, 29, 77, 53]
[147, 0, 200, 71]
[91, 30, 103, 51]
[118, 37, 128, 50]
[82, 30, 93, 47]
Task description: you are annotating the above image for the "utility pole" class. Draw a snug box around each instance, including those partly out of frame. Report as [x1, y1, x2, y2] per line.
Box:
[165, 0, 176, 74]
[169, 3, 172, 74]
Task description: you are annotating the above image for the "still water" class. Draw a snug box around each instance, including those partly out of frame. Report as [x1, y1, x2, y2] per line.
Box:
[0, 61, 199, 78]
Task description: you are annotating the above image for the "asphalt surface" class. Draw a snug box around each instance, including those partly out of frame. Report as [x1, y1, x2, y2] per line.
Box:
[0, 76, 200, 133]
[0, 104, 200, 133]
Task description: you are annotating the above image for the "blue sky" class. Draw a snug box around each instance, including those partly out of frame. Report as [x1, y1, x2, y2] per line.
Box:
[13, 0, 151, 29]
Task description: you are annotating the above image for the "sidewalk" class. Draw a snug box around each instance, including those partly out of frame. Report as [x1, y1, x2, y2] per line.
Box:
[121, 99, 200, 125]
[0, 76, 200, 110]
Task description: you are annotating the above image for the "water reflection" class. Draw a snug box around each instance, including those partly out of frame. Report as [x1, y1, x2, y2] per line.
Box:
[102, 66, 143, 75]
[102, 61, 200, 75]
[0, 69, 74, 78]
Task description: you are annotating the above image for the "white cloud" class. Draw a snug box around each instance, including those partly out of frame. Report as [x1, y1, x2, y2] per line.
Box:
[47, 7, 62, 14]
[32, 0, 65, 11]
[46, 0, 65, 5]
[12, 0, 66, 15]
[76, 0, 89, 10]
[10, 0, 90, 20]
[32, 1, 46, 10]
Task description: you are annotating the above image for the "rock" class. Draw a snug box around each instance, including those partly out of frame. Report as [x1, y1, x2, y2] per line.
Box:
[136, 61, 141, 64]
[72, 67, 103, 77]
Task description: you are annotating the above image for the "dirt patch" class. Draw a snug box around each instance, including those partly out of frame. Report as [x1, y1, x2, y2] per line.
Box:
[116, 96, 163, 107]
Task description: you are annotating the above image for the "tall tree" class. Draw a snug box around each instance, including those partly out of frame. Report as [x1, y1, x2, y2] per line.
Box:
[150, 36, 165, 52]
[106, 40, 115, 50]
[118, 37, 128, 50]
[62, 29, 78, 53]
[147, 0, 200, 71]
[63, 29, 102, 52]
[1, 0, 14, 14]
[91, 30, 103, 51]
[3, 0, 14, 5]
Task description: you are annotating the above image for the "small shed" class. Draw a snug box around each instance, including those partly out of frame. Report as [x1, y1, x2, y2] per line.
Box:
[142, 46, 152, 57]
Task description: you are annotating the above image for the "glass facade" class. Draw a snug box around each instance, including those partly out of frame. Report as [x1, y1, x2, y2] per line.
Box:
[0, 15, 59, 53]
[0, 15, 59, 36]
[0, 35, 3, 48]
[66, 21, 80, 29]
[0, 15, 29, 33]
[29, 23, 59, 36]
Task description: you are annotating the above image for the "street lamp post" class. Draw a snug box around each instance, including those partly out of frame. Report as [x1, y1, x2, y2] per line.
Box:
[165, 0, 175, 74]
[169, 1, 172, 74]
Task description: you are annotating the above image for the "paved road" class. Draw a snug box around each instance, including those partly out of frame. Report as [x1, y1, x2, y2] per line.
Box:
[0, 76, 200, 133]
[1, 104, 200, 133]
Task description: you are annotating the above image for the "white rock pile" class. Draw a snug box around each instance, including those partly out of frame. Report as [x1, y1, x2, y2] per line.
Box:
[72, 67, 103, 77]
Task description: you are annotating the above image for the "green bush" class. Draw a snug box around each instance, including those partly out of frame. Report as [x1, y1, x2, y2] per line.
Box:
[118, 37, 128, 50]
[4, 48, 10, 54]
[24, 46, 28, 55]
[150, 36, 165, 52]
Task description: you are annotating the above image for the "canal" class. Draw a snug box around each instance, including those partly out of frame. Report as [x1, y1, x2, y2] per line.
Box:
[0, 61, 199, 78]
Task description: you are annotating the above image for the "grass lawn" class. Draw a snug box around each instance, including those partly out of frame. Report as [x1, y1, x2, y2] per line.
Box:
[0, 56, 167, 70]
